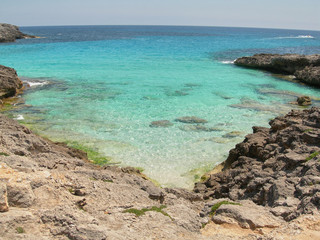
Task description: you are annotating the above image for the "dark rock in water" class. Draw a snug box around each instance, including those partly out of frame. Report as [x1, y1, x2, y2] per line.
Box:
[297, 96, 312, 106]
[166, 90, 189, 96]
[0, 23, 36, 43]
[194, 107, 320, 221]
[175, 116, 208, 124]
[149, 120, 173, 128]
[235, 54, 320, 74]
[295, 66, 320, 86]
[235, 54, 320, 87]
[222, 131, 243, 138]
[0, 65, 23, 99]
[179, 125, 222, 132]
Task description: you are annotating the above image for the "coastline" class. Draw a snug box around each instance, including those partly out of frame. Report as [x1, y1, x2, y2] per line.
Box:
[1, 59, 320, 239]
[1, 24, 320, 238]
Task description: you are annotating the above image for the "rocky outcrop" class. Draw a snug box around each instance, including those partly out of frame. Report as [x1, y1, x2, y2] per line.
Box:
[0, 65, 23, 99]
[0, 23, 36, 43]
[195, 107, 320, 222]
[234, 54, 320, 87]
[295, 66, 320, 86]
[0, 114, 206, 239]
[1, 111, 320, 239]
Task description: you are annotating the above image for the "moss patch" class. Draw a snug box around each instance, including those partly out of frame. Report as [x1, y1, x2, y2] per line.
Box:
[0, 103, 14, 112]
[16, 227, 25, 234]
[210, 201, 241, 215]
[306, 151, 320, 161]
[123, 205, 172, 219]
[64, 141, 112, 166]
[0, 152, 9, 156]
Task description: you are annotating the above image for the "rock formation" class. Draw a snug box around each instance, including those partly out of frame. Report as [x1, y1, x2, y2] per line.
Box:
[195, 107, 320, 222]
[0, 23, 36, 43]
[1, 64, 320, 239]
[0, 65, 23, 99]
[234, 54, 320, 87]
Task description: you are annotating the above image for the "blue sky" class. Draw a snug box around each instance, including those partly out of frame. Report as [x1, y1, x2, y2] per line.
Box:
[1, 0, 320, 30]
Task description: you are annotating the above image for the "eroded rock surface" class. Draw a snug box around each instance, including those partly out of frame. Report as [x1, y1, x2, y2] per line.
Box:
[234, 54, 320, 87]
[0, 65, 23, 99]
[195, 107, 320, 222]
[1, 100, 320, 239]
[0, 23, 35, 43]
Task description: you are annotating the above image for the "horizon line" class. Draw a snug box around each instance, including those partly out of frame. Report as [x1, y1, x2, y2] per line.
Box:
[18, 23, 320, 32]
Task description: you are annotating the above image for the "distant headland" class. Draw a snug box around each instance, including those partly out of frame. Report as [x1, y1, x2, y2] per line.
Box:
[0, 23, 36, 43]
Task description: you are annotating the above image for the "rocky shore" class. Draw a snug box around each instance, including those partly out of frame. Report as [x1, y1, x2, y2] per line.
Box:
[0, 23, 36, 43]
[234, 54, 320, 87]
[0, 65, 23, 101]
[1, 65, 320, 239]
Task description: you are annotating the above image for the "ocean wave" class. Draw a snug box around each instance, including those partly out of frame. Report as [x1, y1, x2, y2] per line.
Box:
[23, 79, 49, 87]
[221, 60, 235, 64]
[14, 114, 24, 120]
[273, 35, 315, 39]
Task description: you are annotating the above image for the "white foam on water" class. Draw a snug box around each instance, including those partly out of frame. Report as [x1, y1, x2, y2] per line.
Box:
[14, 115, 24, 120]
[273, 35, 314, 39]
[25, 81, 49, 87]
[221, 60, 235, 64]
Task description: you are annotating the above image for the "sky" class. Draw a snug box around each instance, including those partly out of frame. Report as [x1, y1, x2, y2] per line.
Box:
[1, 0, 320, 30]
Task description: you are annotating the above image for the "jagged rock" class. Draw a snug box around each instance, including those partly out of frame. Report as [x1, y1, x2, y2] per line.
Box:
[0, 182, 9, 212]
[0, 65, 23, 99]
[7, 182, 35, 208]
[234, 54, 320, 87]
[149, 120, 173, 128]
[195, 108, 320, 221]
[212, 200, 282, 229]
[175, 116, 208, 124]
[0, 23, 36, 43]
[297, 96, 312, 106]
[165, 188, 203, 202]
[295, 66, 320, 86]
[166, 204, 202, 232]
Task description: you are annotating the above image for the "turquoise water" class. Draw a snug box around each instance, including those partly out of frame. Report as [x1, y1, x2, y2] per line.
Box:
[1, 26, 320, 188]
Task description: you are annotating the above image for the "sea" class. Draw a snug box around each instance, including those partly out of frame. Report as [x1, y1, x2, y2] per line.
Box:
[1, 25, 320, 188]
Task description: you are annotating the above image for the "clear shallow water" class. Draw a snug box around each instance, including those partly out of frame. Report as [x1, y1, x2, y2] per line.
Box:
[1, 26, 320, 188]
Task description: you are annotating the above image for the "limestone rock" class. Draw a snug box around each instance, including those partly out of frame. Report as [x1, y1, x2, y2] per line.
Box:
[295, 66, 320, 86]
[297, 96, 312, 106]
[212, 200, 282, 229]
[0, 65, 23, 99]
[195, 107, 320, 221]
[0, 23, 36, 43]
[7, 182, 35, 208]
[234, 54, 320, 87]
[0, 182, 9, 212]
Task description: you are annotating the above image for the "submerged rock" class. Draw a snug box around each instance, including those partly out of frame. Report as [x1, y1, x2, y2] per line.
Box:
[175, 116, 208, 124]
[222, 131, 243, 138]
[0, 23, 36, 43]
[179, 125, 221, 132]
[297, 96, 312, 106]
[149, 120, 173, 128]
